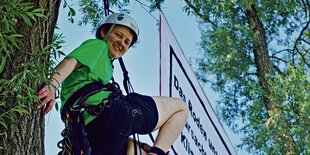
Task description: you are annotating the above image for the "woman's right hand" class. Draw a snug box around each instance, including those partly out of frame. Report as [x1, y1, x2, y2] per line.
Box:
[36, 57, 79, 115]
[37, 84, 57, 115]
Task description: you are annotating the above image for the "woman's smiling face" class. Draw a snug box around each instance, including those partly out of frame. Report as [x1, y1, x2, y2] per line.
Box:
[101, 25, 134, 58]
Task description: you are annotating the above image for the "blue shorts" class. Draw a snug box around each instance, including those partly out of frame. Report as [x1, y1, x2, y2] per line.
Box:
[85, 93, 158, 155]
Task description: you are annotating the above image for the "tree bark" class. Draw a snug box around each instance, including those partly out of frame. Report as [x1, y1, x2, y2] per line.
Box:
[244, 5, 276, 111]
[244, 4, 294, 154]
[1, 0, 61, 154]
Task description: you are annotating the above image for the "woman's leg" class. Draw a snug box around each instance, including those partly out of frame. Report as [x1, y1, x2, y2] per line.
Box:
[150, 96, 189, 153]
[86, 99, 132, 155]
[126, 138, 149, 155]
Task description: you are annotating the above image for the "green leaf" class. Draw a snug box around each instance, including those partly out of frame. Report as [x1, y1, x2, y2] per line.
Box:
[63, 2, 67, 8]
[32, 8, 45, 13]
[0, 37, 8, 52]
[69, 17, 74, 23]
[69, 7, 76, 16]
[0, 118, 8, 129]
[55, 102, 59, 111]
[15, 108, 29, 115]
[0, 79, 8, 85]
[33, 13, 46, 18]
[26, 12, 36, 21]
[43, 44, 52, 51]
[3, 19, 10, 32]
[9, 34, 23, 38]
[10, 38, 20, 49]
[19, 2, 34, 9]
[0, 56, 6, 73]
[19, 13, 32, 26]
[57, 51, 66, 56]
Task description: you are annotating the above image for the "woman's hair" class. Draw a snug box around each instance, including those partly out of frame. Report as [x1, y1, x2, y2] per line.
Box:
[95, 24, 112, 40]
[95, 23, 137, 46]
[96, 24, 137, 47]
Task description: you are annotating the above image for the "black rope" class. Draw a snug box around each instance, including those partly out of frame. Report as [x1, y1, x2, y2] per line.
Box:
[102, 1, 140, 155]
[103, 0, 109, 16]
[118, 57, 134, 94]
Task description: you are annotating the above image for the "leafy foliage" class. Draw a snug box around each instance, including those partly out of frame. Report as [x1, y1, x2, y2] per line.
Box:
[67, 0, 164, 32]
[182, 0, 310, 154]
[239, 64, 309, 154]
[0, 0, 44, 135]
[0, 0, 64, 148]
[78, 0, 130, 31]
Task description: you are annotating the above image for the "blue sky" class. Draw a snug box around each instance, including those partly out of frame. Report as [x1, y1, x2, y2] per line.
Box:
[45, 1, 246, 154]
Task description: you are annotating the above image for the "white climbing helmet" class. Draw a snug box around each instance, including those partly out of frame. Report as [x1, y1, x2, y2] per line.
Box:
[97, 13, 139, 46]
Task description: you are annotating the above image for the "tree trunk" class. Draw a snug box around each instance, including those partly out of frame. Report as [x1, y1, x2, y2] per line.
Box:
[244, 4, 294, 154]
[244, 5, 276, 111]
[1, 0, 61, 154]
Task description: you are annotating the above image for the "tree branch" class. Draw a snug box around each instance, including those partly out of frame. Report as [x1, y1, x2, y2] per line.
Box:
[272, 48, 293, 57]
[300, 47, 310, 67]
[183, 0, 217, 29]
[292, 10, 310, 65]
[300, 38, 310, 45]
[301, 0, 308, 17]
[271, 55, 289, 64]
[272, 63, 285, 76]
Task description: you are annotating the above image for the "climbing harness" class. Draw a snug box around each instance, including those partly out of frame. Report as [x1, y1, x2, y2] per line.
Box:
[57, 81, 123, 155]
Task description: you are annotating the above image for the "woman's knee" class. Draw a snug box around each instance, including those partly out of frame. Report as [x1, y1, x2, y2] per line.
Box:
[175, 98, 189, 119]
[155, 97, 189, 120]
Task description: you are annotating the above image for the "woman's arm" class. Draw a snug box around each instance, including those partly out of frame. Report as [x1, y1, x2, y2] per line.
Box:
[37, 57, 80, 115]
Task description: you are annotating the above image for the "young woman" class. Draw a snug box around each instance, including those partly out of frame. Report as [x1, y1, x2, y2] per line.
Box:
[37, 13, 189, 155]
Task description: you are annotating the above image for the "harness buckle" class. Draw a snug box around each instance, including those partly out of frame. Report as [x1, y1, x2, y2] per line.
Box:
[85, 98, 112, 116]
[70, 104, 86, 113]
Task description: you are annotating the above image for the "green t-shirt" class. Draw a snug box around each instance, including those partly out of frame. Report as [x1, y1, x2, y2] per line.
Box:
[60, 39, 113, 124]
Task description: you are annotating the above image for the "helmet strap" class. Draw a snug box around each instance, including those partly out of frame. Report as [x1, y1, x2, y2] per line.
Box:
[104, 24, 116, 42]
[104, 24, 118, 60]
